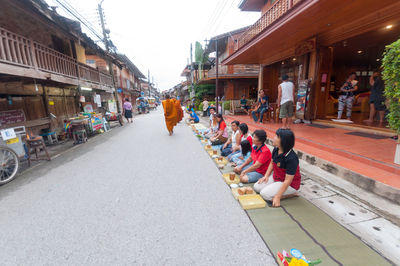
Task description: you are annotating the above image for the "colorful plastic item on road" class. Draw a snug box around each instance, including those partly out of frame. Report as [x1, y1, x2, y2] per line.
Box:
[223, 173, 240, 185]
[238, 194, 266, 210]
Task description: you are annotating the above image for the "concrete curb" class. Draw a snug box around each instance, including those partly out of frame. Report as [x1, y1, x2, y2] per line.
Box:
[264, 138, 400, 205]
[199, 115, 400, 205]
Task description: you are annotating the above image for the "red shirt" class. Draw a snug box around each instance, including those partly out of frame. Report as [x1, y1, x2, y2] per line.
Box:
[272, 148, 301, 190]
[250, 144, 272, 175]
[241, 134, 253, 146]
[219, 121, 226, 131]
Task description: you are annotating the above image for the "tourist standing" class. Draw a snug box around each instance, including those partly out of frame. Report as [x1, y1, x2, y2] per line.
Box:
[202, 98, 209, 117]
[365, 71, 386, 124]
[337, 73, 358, 120]
[277, 74, 295, 129]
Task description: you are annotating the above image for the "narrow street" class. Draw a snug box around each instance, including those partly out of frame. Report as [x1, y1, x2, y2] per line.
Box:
[0, 109, 274, 265]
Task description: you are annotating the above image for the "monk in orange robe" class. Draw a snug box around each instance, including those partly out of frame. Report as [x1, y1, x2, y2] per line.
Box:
[174, 97, 183, 124]
[162, 94, 178, 136]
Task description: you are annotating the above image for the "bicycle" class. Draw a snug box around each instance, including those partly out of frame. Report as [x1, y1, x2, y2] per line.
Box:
[0, 145, 19, 185]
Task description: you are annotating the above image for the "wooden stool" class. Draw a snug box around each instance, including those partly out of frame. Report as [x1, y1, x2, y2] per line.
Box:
[26, 137, 51, 167]
[40, 132, 58, 145]
[72, 129, 87, 144]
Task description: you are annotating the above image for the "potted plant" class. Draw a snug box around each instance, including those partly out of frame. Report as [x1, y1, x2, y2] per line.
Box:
[382, 38, 400, 164]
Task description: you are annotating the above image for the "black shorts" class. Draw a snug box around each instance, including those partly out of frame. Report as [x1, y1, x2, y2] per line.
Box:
[369, 95, 386, 111]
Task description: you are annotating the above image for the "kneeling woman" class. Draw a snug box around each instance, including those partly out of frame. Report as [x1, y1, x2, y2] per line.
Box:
[253, 129, 301, 207]
[234, 129, 271, 183]
[210, 114, 228, 145]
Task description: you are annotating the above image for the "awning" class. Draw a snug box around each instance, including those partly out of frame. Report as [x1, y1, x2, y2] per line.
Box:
[223, 0, 400, 66]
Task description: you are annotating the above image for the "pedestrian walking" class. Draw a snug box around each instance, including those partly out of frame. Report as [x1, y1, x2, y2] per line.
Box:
[162, 94, 178, 136]
[337, 72, 358, 120]
[123, 98, 133, 123]
[277, 74, 295, 129]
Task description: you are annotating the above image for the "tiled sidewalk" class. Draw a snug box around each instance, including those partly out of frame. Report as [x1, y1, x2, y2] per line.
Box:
[224, 114, 400, 190]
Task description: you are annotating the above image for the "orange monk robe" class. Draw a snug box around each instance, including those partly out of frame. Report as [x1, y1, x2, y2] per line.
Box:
[162, 99, 178, 132]
[174, 99, 183, 123]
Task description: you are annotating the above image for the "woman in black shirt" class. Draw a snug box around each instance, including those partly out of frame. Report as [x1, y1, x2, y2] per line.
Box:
[253, 129, 301, 207]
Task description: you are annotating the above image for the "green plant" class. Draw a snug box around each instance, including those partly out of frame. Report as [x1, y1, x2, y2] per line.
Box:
[223, 101, 231, 112]
[382, 39, 400, 134]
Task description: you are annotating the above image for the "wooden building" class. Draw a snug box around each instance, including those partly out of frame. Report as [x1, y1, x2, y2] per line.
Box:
[223, 0, 400, 129]
[201, 27, 259, 100]
[0, 0, 115, 134]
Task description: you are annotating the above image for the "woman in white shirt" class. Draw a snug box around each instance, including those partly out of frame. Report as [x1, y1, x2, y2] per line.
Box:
[221, 120, 240, 156]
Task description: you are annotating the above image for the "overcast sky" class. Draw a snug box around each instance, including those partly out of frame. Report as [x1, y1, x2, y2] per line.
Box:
[47, 0, 260, 91]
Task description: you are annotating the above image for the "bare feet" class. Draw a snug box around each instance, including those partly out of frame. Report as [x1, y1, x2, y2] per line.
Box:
[363, 119, 373, 123]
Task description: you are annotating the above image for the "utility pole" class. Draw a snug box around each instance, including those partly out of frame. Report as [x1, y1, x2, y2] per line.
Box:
[98, 0, 121, 113]
[190, 43, 193, 99]
[215, 39, 219, 113]
[147, 70, 152, 97]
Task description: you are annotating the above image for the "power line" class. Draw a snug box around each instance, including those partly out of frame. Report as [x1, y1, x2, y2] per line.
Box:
[54, 0, 104, 41]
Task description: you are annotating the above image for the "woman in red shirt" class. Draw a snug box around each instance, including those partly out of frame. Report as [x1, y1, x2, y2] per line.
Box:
[210, 114, 228, 145]
[253, 129, 301, 207]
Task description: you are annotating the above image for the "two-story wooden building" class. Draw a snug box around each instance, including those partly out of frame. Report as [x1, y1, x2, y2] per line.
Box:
[223, 0, 400, 130]
[0, 0, 116, 134]
[201, 27, 259, 100]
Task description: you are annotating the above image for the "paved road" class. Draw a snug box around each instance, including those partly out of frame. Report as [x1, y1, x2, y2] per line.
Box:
[0, 109, 275, 265]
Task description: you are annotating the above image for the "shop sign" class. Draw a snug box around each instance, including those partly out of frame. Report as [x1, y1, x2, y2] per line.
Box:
[1, 128, 16, 141]
[83, 103, 94, 113]
[0, 110, 26, 126]
[295, 38, 316, 57]
[91, 116, 103, 131]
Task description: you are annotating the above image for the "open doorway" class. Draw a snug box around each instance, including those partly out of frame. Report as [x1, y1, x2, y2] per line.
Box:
[326, 25, 400, 129]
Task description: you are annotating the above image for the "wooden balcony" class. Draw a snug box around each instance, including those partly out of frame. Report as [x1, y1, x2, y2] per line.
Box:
[208, 64, 259, 78]
[237, 0, 303, 50]
[0, 26, 113, 89]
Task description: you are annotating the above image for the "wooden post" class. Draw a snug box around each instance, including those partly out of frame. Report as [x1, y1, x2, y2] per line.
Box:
[258, 64, 264, 95]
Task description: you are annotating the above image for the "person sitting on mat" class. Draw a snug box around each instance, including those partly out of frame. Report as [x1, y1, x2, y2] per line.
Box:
[229, 123, 253, 162]
[220, 120, 241, 157]
[210, 114, 228, 145]
[253, 128, 301, 207]
[234, 129, 271, 183]
[203, 114, 218, 139]
[188, 105, 199, 124]
[231, 140, 252, 167]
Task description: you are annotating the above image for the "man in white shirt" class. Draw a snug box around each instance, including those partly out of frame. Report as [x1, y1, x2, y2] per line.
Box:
[202, 98, 209, 117]
[277, 74, 295, 129]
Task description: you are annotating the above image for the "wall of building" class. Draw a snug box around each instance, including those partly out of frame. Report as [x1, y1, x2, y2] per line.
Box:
[0, 0, 74, 57]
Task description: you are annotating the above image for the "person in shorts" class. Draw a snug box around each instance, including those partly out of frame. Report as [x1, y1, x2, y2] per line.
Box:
[277, 74, 294, 129]
[123, 98, 133, 123]
[234, 129, 271, 183]
[364, 71, 386, 124]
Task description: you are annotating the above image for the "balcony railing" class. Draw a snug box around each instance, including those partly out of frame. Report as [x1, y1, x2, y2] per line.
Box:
[237, 0, 303, 50]
[208, 64, 259, 77]
[0, 26, 113, 88]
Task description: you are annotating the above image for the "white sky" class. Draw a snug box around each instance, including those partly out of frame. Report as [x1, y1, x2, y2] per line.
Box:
[47, 0, 260, 91]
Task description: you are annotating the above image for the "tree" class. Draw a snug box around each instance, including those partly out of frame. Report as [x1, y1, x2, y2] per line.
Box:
[382, 39, 400, 134]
